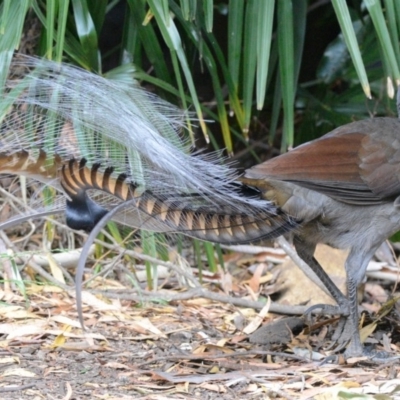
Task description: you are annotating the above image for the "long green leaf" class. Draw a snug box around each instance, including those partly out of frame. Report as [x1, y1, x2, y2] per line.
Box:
[203, 0, 213, 32]
[88, 0, 108, 34]
[255, 0, 274, 110]
[0, 0, 31, 89]
[0, 0, 10, 34]
[147, 0, 207, 140]
[55, 0, 70, 62]
[45, 0, 55, 59]
[365, 0, 400, 91]
[278, 0, 294, 149]
[293, 0, 307, 89]
[242, 0, 257, 135]
[384, 0, 400, 71]
[160, 0, 170, 25]
[331, 0, 371, 98]
[127, 0, 172, 84]
[200, 45, 233, 153]
[206, 32, 245, 129]
[63, 31, 94, 69]
[228, 0, 244, 94]
[203, 242, 217, 273]
[180, 0, 197, 20]
[71, 0, 99, 71]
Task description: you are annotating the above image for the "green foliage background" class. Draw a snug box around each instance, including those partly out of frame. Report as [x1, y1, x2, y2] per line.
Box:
[2, 1, 399, 153]
[2, 0, 400, 278]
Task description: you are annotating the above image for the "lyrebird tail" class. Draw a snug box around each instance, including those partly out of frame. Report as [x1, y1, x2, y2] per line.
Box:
[0, 55, 297, 242]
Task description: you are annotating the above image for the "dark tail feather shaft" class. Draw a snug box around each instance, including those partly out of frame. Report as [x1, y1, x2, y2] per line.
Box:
[61, 158, 298, 244]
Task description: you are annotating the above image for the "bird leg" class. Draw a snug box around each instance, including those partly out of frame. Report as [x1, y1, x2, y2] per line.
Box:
[293, 237, 349, 313]
[342, 275, 363, 356]
[336, 247, 390, 358]
[339, 249, 375, 357]
[302, 247, 396, 359]
[293, 237, 364, 353]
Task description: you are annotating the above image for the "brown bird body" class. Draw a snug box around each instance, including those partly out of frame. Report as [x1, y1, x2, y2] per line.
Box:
[243, 117, 400, 357]
[1, 57, 399, 359]
[3, 117, 400, 358]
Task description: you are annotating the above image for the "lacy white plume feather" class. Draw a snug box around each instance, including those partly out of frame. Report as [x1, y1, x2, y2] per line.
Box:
[1, 55, 277, 218]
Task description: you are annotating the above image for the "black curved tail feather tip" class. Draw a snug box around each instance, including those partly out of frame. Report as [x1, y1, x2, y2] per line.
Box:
[66, 191, 108, 232]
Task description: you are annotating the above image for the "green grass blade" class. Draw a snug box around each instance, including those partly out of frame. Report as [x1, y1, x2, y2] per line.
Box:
[228, 0, 244, 93]
[141, 231, 158, 290]
[331, 0, 371, 98]
[269, 74, 282, 146]
[127, 0, 172, 84]
[193, 239, 203, 283]
[201, 47, 233, 153]
[121, 3, 139, 62]
[55, 0, 70, 62]
[206, 32, 245, 129]
[71, 0, 99, 71]
[180, 0, 197, 20]
[180, 0, 190, 20]
[278, 0, 294, 149]
[255, 0, 274, 110]
[214, 244, 225, 271]
[293, 0, 307, 88]
[0, 0, 10, 34]
[160, 0, 170, 24]
[203, 0, 213, 32]
[365, 0, 400, 89]
[170, 50, 191, 140]
[395, 0, 400, 38]
[203, 242, 217, 273]
[45, 0, 55, 59]
[87, 0, 108, 33]
[0, 0, 31, 88]
[384, 0, 400, 72]
[63, 31, 94, 68]
[242, 0, 257, 135]
[147, 0, 207, 139]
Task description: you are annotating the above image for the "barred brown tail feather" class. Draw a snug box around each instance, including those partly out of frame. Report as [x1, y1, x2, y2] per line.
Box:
[0, 150, 297, 243]
[1, 55, 297, 243]
[60, 157, 298, 244]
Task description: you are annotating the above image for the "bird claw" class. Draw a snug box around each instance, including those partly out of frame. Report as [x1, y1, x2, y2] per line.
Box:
[360, 349, 400, 363]
[322, 319, 399, 363]
[304, 307, 361, 355]
[321, 348, 400, 365]
[303, 303, 350, 327]
[304, 303, 349, 317]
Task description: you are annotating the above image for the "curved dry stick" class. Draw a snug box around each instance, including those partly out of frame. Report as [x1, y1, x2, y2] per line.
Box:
[0, 210, 64, 231]
[75, 198, 139, 329]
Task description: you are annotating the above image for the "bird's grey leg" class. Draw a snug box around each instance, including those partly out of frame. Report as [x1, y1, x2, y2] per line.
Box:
[293, 236, 356, 353]
[341, 248, 376, 357]
[293, 236, 349, 313]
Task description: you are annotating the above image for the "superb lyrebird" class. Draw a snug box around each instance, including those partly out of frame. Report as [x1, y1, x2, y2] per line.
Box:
[2, 55, 399, 358]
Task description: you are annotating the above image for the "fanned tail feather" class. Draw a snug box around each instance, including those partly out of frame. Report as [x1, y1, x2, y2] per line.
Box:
[0, 55, 297, 242]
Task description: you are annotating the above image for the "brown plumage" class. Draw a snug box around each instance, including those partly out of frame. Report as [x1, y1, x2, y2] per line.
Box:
[2, 54, 399, 359]
[242, 117, 400, 358]
[59, 158, 292, 244]
[246, 118, 400, 204]
[3, 117, 400, 359]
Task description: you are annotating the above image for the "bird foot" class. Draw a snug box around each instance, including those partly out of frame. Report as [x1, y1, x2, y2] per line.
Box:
[357, 348, 400, 363]
[322, 348, 400, 364]
[322, 319, 400, 363]
[304, 303, 349, 317]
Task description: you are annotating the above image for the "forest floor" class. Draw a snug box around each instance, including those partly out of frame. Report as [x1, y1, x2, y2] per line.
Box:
[0, 222, 400, 400]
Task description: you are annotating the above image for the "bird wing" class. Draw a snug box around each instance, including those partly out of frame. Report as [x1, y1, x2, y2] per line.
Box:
[244, 118, 400, 205]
